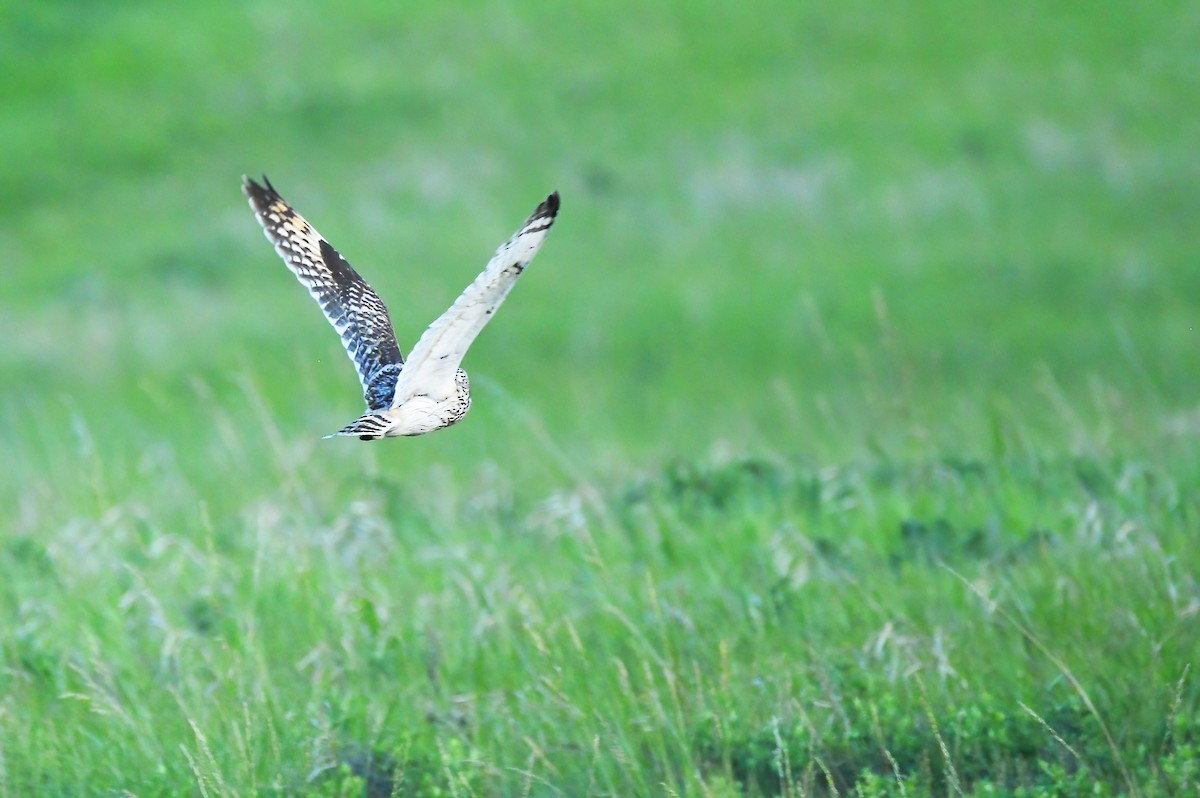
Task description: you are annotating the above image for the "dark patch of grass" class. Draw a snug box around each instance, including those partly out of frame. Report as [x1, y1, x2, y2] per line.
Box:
[695, 692, 1199, 796]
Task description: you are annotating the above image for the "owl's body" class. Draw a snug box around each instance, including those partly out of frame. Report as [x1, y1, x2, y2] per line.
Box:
[335, 369, 473, 439]
[242, 175, 559, 439]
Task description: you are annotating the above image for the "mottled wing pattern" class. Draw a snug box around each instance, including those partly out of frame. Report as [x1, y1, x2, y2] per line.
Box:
[391, 192, 560, 406]
[242, 176, 404, 411]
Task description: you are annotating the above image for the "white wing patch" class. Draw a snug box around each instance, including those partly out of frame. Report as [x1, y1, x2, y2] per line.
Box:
[390, 192, 560, 406]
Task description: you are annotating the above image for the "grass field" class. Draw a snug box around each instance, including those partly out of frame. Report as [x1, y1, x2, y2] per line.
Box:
[2, 1, 1199, 795]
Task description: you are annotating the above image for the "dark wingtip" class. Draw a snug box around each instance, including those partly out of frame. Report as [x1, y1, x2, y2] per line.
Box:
[522, 191, 559, 230]
[241, 173, 279, 201]
[531, 191, 559, 222]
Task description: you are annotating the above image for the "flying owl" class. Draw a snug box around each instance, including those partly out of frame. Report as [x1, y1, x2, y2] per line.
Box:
[243, 175, 559, 440]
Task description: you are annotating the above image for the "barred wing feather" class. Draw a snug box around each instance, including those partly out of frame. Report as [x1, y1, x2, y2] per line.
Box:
[242, 176, 404, 411]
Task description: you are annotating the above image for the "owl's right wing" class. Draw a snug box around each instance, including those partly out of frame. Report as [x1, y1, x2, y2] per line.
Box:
[242, 175, 405, 412]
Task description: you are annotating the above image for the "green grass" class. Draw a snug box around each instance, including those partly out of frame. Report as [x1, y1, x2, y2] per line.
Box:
[2, 0, 1199, 794]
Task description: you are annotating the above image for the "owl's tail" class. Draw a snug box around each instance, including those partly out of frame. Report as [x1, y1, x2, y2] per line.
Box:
[325, 413, 391, 441]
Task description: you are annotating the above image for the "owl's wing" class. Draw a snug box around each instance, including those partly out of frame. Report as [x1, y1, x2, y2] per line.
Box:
[390, 192, 559, 406]
[242, 175, 404, 412]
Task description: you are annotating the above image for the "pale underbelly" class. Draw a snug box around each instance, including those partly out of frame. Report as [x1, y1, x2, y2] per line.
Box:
[384, 396, 469, 436]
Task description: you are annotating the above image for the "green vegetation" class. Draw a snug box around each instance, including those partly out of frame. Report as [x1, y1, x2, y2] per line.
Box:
[2, 0, 1197, 794]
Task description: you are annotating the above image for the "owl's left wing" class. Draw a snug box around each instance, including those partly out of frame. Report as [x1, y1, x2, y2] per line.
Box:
[391, 192, 559, 406]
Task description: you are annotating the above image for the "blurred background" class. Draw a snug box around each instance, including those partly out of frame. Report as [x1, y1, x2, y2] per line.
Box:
[2, 0, 1197, 491]
[2, 3, 1199, 793]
